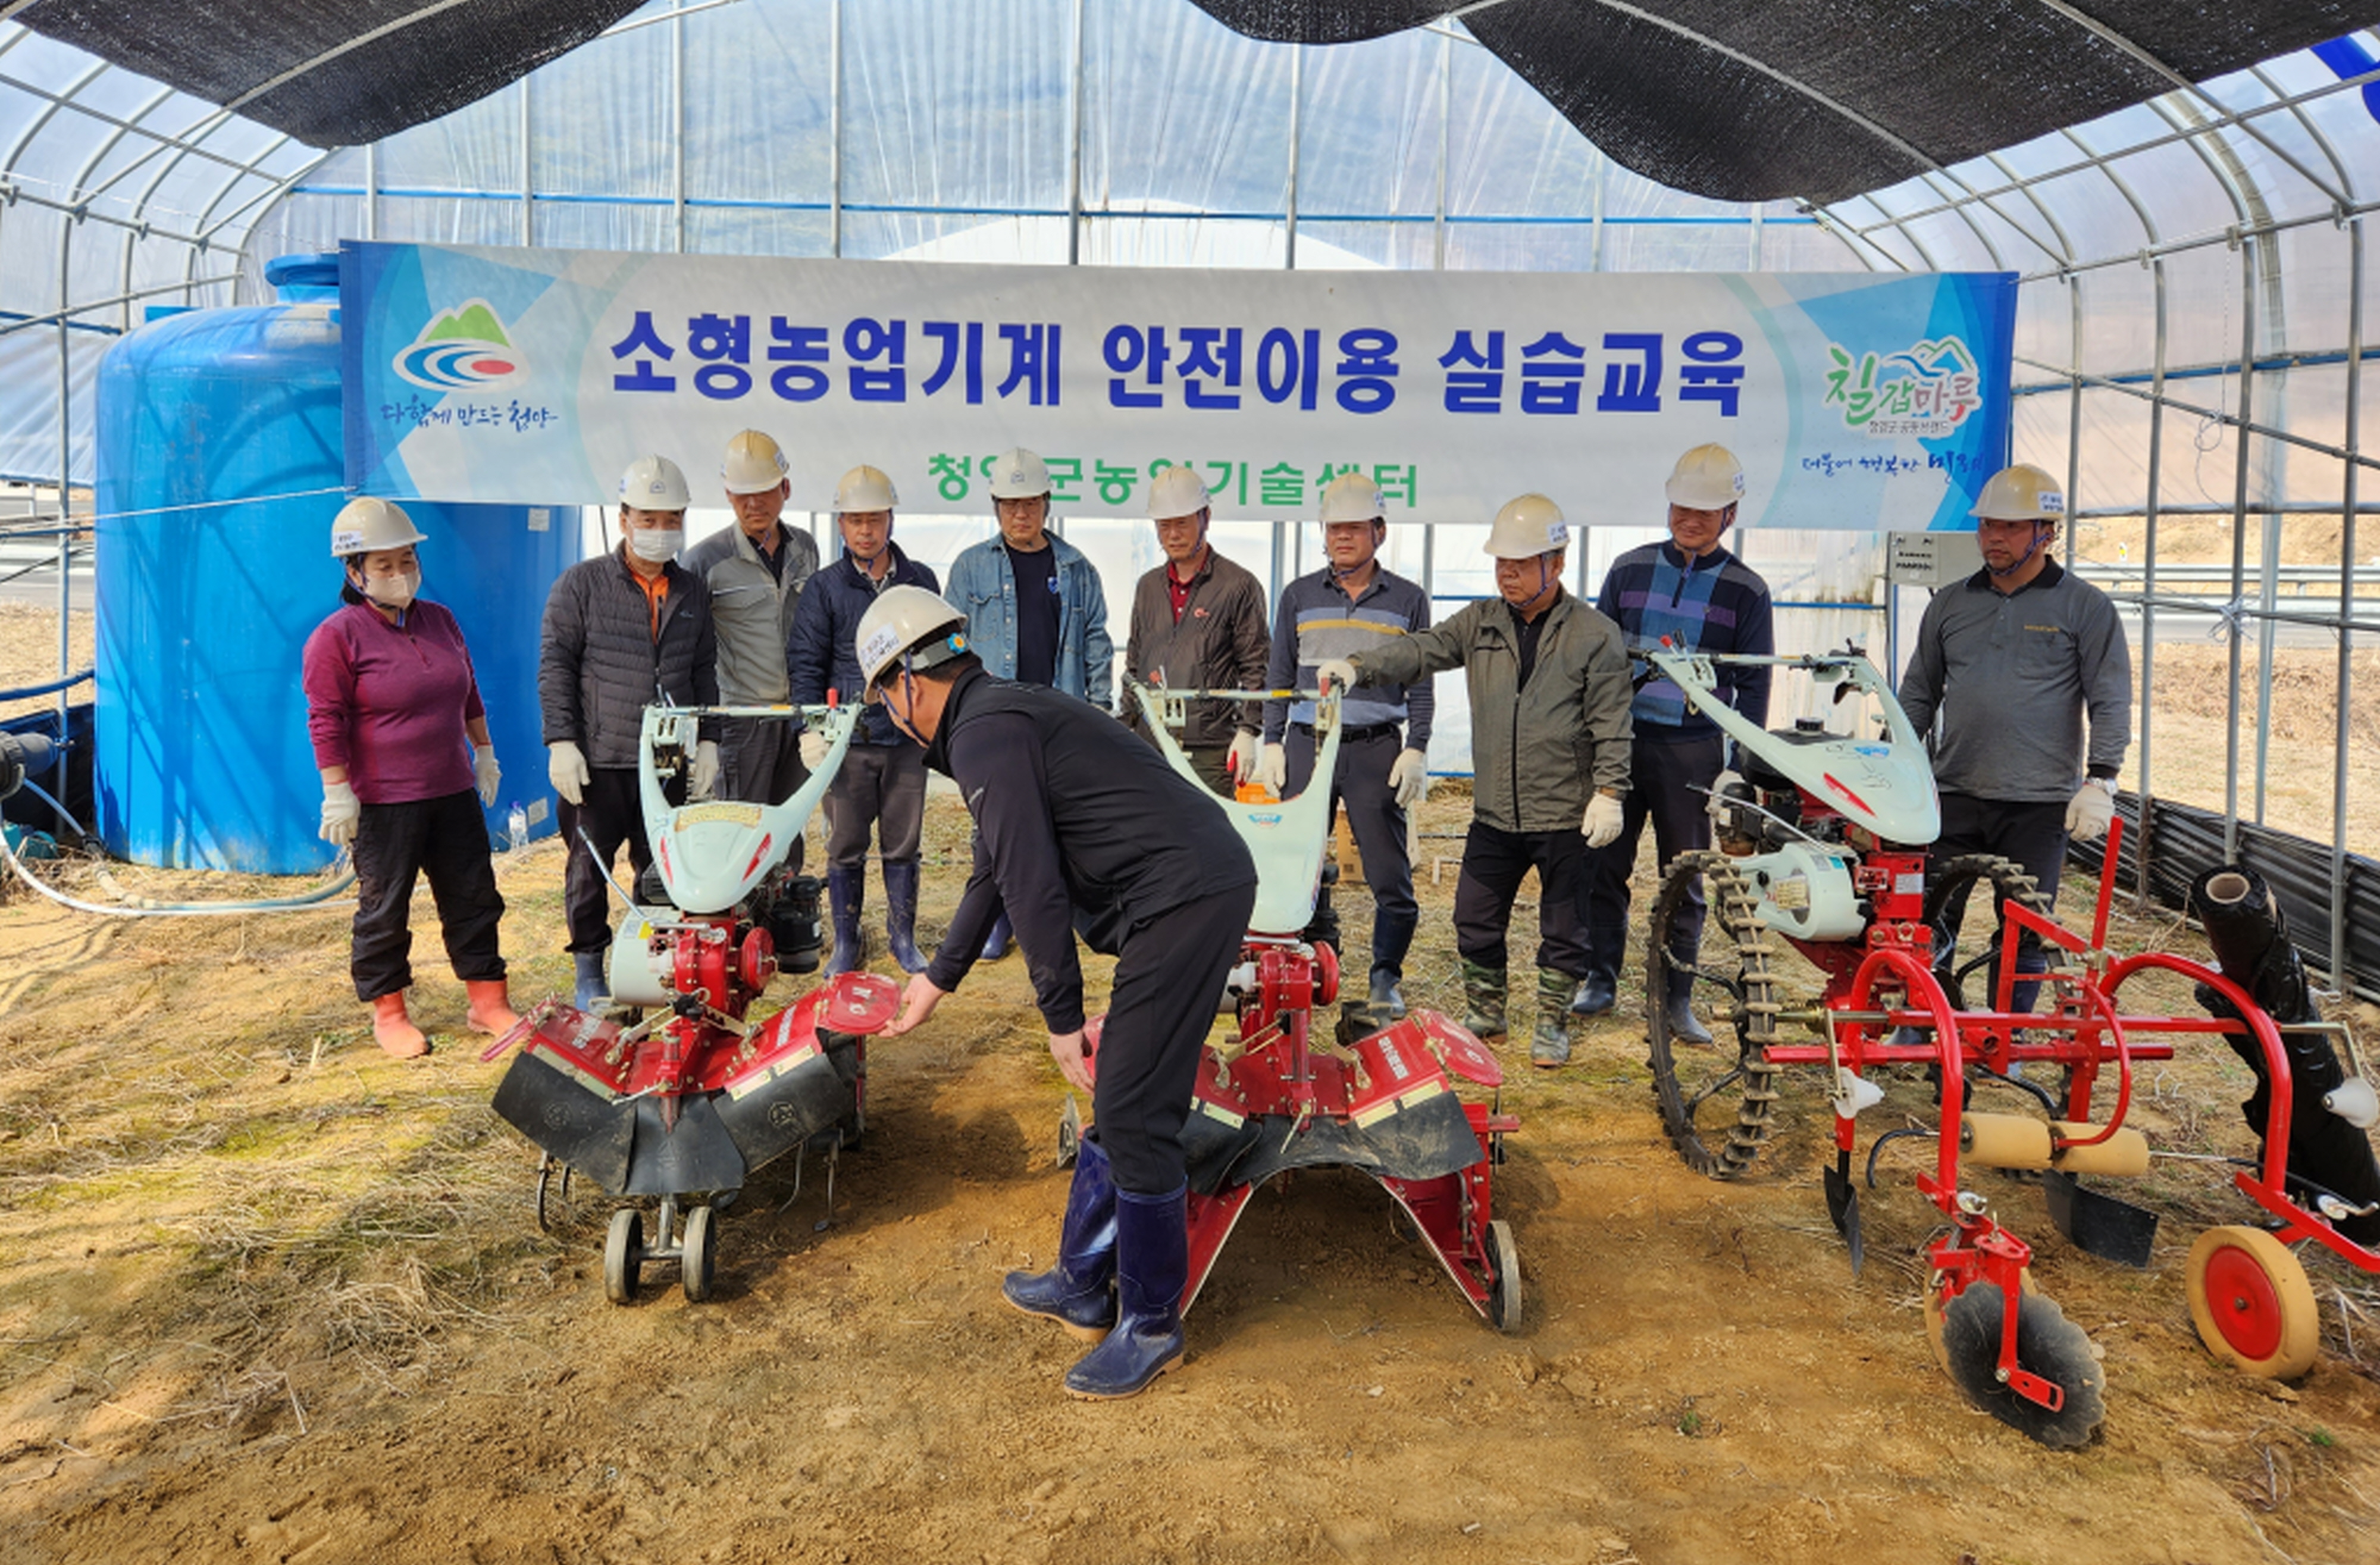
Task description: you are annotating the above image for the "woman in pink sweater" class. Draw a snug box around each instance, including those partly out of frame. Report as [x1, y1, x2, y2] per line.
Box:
[302, 499, 516, 1057]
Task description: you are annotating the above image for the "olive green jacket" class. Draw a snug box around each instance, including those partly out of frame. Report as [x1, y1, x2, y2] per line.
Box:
[1352, 590, 1633, 835]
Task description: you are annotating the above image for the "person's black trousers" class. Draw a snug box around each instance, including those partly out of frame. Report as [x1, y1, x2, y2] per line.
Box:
[1928, 791, 2070, 996]
[1284, 724, 1418, 978]
[1095, 883, 1257, 1194]
[350, 787, 506, 1000]
[1583, 733, 1727, 985]
[1452, 819, 1591, 977]
[560, 766, 653, 955]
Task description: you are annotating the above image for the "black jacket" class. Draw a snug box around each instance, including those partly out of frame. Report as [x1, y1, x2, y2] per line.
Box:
[786, 543, 940, 747]
[538, 546, 717, 768]
[922, 665, 1256, 1031]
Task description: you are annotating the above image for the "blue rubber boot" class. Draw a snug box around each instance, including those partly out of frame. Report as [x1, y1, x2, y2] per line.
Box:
[882, 859, 928, 974]
[1001, 1132, 1117, 1340]
[572, 951, 609, 1012]
[825, 867, 865, 977]
[980, 910, 1013, 962]
[1062, 1183, 1187, 1400]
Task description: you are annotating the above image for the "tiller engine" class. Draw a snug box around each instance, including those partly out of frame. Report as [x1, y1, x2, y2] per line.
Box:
[487, 703, 898, 1304]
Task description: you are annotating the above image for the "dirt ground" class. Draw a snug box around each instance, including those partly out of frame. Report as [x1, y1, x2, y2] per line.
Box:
[3, 785, 2378, 1565]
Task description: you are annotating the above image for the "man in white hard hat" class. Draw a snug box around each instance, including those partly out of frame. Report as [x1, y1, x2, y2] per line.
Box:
[787, 464, 941, 975]
[1258, 471, 1433, 1028]
[1317, 494, 1633, 1069]
[679, 430, 822, 815]
[1899, 462, 2131, 1015]
[1581, 443, 1775, 1043]
[1120, 462, 1270, 794]
[538, 455, 719, 1012]
[943, 446, 1115, 958]
[865, 585, 1256, 1402]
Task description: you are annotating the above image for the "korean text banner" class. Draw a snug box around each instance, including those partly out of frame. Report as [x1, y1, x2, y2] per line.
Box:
[342, 241, 2015, 531]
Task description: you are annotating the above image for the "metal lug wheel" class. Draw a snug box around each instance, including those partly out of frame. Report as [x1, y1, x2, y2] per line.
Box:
[2186, 1225, 2319, 1379]
[1645, 852, 1781, 1178]
[681, 1203, 717, 1303]
[1488, 1219, 1523, 1334]
[603, 1207, 646, 1306]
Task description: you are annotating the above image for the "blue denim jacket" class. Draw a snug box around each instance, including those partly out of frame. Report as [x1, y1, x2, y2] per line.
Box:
[943, 533, 1114, 709]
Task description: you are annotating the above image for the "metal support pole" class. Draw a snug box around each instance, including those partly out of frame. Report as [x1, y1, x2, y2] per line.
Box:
[671, 0, 687, 253]
[54, 312, 71, 765]
[2224, 236, 2257, 859]
[828, 0, 843, 258]
[1433, 30, 1450, 272]
[519, 76, 533, 246]
[1589, 148, 1606, 273]
[364, 139, 378, 241]
[2137, 255, 2167, 908]
[2334, 215, 2365, 985]
[1066, 0, 1085, 267]
[2066, 273, 2083, 571]
[1285, 45, 1302, 271]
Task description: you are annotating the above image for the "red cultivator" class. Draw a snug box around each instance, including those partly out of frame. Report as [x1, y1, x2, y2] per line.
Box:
[486, 704, 900, 1303]
[1647, 647, 2380, 1447]
[1119, 684, 1523, 1331]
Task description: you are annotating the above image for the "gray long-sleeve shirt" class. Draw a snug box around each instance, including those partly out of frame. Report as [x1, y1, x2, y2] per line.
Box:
[1897, 559, 2131, 803]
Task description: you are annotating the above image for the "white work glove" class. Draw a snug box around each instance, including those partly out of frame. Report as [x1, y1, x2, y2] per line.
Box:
[1316, 657, 1360, 696]
[1226, 731, 1260, 787]
[690, 739, 721, 800]
[799, 729, 829, 771]
[547, 740, 589, 807]
[1582, 791, 1625, 849]
[319, 780, 360, 847]
[1255, 741, 1287, 794]
[2065, 780, 2116, 841]
[1705, 768, 1743, 823]
[472, 746, 501, 807]
[1388, 746, 1429, 807]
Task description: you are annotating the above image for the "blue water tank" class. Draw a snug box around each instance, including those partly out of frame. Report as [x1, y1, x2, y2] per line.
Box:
[94, 253, 573, 873]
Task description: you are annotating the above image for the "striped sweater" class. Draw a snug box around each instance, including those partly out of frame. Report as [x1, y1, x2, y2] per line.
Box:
[1595, 540, 1774, 741]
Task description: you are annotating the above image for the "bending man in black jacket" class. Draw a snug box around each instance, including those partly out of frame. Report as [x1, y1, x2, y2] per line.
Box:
[869, 587, 1255, 1401]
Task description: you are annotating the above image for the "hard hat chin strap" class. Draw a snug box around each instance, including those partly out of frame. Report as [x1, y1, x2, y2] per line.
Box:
[1986, 521, 2055, 578]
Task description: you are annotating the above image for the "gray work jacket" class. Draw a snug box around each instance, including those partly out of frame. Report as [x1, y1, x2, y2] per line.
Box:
[679, 522, 819, 706]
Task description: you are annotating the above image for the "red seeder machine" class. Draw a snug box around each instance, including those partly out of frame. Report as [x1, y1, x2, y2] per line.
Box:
[1643, 647, 2380, 1448]
[486, 703, 900, 1304]
[1113, 684, 1524, 1330]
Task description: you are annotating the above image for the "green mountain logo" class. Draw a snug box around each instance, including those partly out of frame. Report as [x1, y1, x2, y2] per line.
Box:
[423, 301, 511, 346]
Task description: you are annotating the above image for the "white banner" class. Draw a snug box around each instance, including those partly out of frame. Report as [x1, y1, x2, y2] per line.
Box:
[345, 242, 2015, 530]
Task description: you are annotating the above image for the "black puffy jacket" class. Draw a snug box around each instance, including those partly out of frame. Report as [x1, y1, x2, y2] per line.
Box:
[538, 546, 718, 767]
[786, 542, 940, 747]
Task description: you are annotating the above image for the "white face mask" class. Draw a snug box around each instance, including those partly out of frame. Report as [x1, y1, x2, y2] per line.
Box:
[630, 527, 683, 563]
[361, 569, 419, 609]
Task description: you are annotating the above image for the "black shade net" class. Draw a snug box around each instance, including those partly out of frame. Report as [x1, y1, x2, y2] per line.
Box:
[1192, 1, 2380, 203]
[15, 2, 2380, 195]
[14, 0, 644, 149]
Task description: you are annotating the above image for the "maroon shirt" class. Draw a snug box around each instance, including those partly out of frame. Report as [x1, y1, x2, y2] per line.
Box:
[302, 599, 485, 804]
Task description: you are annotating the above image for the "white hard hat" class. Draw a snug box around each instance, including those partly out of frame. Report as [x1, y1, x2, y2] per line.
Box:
[1971, 463, 2065, 522]
[1664, 443, 1746, 511]
[618, 454, 692, 511]
[855, 585, 972, 695]
[721, 430, 791, 496]
[1318, 471, 1385, 525]
[1147, 463, 1210, 521]
[1484, 493, 1570, 560]
[833, 464, 898, 514]
[330, 496, 427, 557]
[987, 447, 1052, 500]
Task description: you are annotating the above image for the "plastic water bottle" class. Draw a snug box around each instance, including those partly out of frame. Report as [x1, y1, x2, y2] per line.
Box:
[506, 802, 529, 854]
